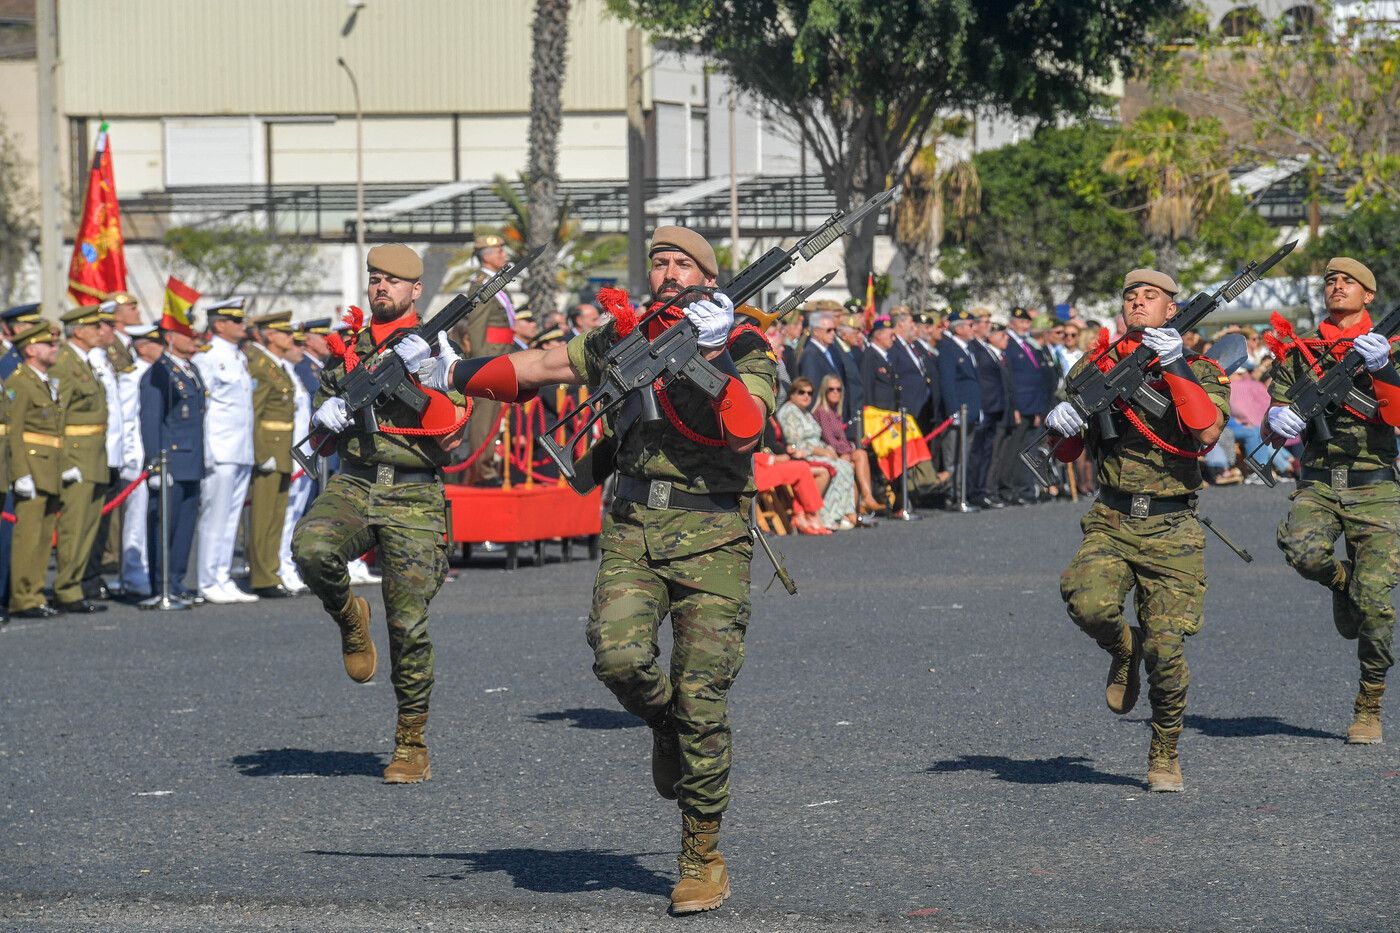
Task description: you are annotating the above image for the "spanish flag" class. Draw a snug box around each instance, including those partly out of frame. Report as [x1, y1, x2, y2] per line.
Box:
[863, 405, 932, 481]
[161, 275, 200, 337]
[68, 122, 128, 304]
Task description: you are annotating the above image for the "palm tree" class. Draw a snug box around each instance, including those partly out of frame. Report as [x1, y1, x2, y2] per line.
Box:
[892, 122, 980, 309]
[1102, 107, 1231, 280]
[524, 0, 571, 316]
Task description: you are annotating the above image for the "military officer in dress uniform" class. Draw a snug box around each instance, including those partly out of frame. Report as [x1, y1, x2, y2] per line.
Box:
[245, 311, 297, 598]
[937, 308, 984, 511]
[82, 298, 131, 601]
[50, 305, 115, 614]
[193, 298, 258, 604]
[0, 303, 41, 617]
[141, 320, 207, 600]
[5, 321, 65, 618]
[278, 326, 316, 595]
[117, 324, 164, 598]
[456, 233, 517, 485]
[104, 290, 141, 371]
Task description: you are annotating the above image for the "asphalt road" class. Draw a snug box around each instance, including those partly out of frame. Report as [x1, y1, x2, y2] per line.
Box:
[3, 484, 1398, 932]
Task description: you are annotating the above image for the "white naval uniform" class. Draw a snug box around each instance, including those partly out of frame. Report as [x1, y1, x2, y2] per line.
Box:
[118, 356, 152, 595]
[86, 346, 124, 473]
[278, 355, 313, 588]
[193, 335, 254, 592]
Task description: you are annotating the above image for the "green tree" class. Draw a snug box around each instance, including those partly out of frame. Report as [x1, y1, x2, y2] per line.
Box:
[1173, 191, 1279, 294]
[1102, 106, 1231, 280]
[608, 0, 1186, 294]
[0, 116, 38, 306]
[1306, 200, 1400, 303]
[162, 224, 323, 305]
[942, 124, 1148, 311]
[524, 0, 571, 315]
[891, 118, 980, 310]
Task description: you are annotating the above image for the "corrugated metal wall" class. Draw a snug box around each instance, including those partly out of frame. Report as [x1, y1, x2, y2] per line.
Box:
[61, 0, 633, 115]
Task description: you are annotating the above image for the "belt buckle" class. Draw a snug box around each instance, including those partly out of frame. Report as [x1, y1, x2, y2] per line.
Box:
[1130, 494, 1150, 519]
[376, 464, 394, 485]
[647, 480, 673, 510]
[1332, 467, 1348, 490]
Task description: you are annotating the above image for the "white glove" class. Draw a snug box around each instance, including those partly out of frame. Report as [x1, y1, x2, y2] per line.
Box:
[313, 397, 351, 433]
[1142, 327, 1184, 366]
[61, 466, 83, 485]
[393, 334, 432, 371]
[146, 474, 164, 491]
[1267, 405, 1306, 440]
[258, 457, 277, 473]
[1046, 401, 1086, 436]
[684, 291, 735, 348]
[13, 475, 35, 499]
[417, 332, 460, 392]
[1353, 332, 1392, 372]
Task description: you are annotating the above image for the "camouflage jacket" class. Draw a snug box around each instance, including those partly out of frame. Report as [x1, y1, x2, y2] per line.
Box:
[1070, 352, 1230, 498]
[1269, 331, 1400, 472]
[316, 321, 468, 471]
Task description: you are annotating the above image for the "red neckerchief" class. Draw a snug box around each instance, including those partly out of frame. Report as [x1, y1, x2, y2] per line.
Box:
[1317, 311, 1373, 361]
[370, 309, 418, 348]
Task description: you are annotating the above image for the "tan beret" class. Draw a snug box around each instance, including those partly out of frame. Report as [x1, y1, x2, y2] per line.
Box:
[1123, 268, 1179, 296]
[1325, 257, 1376, 292]
[366, 243, 424, 281]
[649, 226, 718, 278]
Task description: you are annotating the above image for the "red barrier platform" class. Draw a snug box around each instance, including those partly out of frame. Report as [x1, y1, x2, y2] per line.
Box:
[444, 483, 603, 569]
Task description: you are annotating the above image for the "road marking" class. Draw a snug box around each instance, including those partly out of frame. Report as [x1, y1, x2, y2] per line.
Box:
[804, 799, 839, 808]
[133, 791, 173, 797]
[484, 687, 509, 694]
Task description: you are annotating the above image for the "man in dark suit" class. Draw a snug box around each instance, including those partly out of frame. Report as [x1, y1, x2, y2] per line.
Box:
[937, 309, 984, 511]
[1000, 306, 1054, 504]
[140, 322, 207, 599]
[890, 310, 937, 431]
[835, 314, 867, 434]
[797, 311, 841, 407]
[970, 317, 1015, 508]
[861, 317, 900, 412]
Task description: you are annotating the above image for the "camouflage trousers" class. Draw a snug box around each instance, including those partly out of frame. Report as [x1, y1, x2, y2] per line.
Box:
[292, 474, 449, 716]
[1061, 502, 1206, 741]
[586, 513, 752, 819]
[1277, 480, 1400, 685]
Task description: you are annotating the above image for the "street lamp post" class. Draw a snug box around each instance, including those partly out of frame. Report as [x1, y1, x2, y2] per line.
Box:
[337, 56, 365, 274]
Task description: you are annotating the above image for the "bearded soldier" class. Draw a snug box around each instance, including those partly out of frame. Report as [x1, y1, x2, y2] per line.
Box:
[1046, 269, 1228, 793]
[415, 226, 775, 913]
[1264, 257, 1400, 745]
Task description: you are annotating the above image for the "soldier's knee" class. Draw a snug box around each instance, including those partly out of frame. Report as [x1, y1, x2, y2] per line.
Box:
[1276, 526, 1331, 573]
[291, 529, 339, 578]
[591, 643, 657, 690]
[1062, 578, 1118, 630]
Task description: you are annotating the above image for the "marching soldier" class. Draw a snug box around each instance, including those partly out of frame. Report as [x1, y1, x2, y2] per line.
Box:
[1265, 257, 1400, 745]
[5, 321, 65, 618]
[292, 244, 464, 784]
[418, 226, 776, 913]
[51, 305, 116, 614]
[245, 312, 297, 598]
[1047, 269, 1228, 793]
[193, 298, 257, 604]
[456, 234, 517, 485]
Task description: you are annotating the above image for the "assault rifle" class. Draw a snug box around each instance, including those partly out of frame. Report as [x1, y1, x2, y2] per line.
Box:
[1019, 239, 1297, 487]
[538, 187, 896, 489]
[737, 271, 838, 330]
[291, 245, 546, 475]
[1245, 298, 1400, 487]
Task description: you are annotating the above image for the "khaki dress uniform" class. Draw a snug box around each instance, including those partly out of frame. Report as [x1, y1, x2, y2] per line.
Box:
[459, 245, 518, 485]
[246, 339, 296, 591]
[5, 332, 65, 613]
[51, 333, 111, 606]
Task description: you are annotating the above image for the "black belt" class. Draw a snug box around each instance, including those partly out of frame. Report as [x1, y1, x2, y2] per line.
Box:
[1097, 487, 1196, 518]
[340, 460, 440, 486]
[614, 475, 740, 512]
[1301, 466, 1396, 490]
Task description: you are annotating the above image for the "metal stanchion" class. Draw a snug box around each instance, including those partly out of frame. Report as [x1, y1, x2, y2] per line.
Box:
[894, 380, 921, 522]
[139, 449, 190, 611]
[950, 403, 977, 513]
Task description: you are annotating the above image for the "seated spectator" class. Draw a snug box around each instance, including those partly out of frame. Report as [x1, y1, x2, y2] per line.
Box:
[812, 374, 881, 514]
[1202, 425, 1244, 484]
[776, 378, 858, 530]
[754, 437, 834, 536]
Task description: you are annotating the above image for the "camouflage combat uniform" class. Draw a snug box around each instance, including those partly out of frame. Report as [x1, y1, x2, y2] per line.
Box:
[1272, 334, 1400, 692]
[1059, 353, 1230, 751]
[567, 323, 777, 818]
[291, 322, 467, 722]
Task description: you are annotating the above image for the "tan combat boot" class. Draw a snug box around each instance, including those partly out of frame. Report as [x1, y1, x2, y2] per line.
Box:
[1347, 681, 1385, 745]
[335, 593, 377, 683]
[1105, 625, 1143, 715]
[651, 712, 681, 800]
[1330, 560, 1362, 641]
[1146, 730, 1184, 793]
[670, 813, 730, 914]
[383, 713, 431, 783]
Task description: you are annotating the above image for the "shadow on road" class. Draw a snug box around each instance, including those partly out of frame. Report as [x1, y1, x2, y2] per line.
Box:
[530, 707, 642, 730]
[308, 847, 672, 895]
[1185, 714, 1336, 740]
[927, 754, 1139, 787]
[230, 748, 383, 777]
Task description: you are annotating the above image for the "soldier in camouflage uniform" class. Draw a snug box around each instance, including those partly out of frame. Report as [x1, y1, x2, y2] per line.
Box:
[1047, 269, 1229, 793]
[1264, 257, 1400, 745]
[418, 225, 775, 914]
[291, 244, 464, 784]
